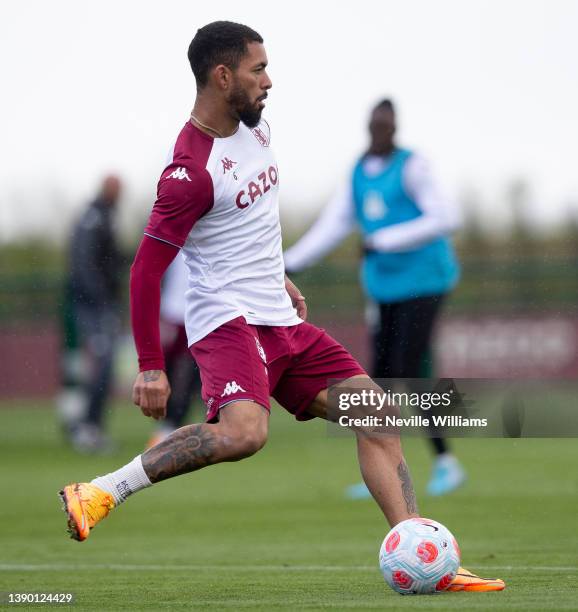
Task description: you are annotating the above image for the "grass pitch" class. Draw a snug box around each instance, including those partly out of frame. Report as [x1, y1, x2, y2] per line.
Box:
[0, 400, 577, 610]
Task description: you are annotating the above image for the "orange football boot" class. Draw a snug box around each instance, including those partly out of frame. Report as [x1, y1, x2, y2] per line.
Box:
[448, 567, 506, 592]
[59, 483, 115, 541]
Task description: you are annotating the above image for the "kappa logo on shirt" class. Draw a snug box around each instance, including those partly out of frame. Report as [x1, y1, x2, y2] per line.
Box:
[221, 157, 237, 173]
[220, 381, 247, 397]
[166, 167, 192, 181]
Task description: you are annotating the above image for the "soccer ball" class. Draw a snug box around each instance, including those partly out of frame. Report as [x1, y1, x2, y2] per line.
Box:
[379, 517, 460, 595]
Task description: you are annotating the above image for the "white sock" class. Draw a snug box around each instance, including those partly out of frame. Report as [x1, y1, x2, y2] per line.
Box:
[91, 455, 152, 505]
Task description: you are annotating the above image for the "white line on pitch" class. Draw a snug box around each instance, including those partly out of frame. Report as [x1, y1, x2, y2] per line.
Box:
[0, 564, 576, 572]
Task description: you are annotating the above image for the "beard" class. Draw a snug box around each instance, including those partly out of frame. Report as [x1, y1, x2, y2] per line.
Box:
[228, 83, 263, 128]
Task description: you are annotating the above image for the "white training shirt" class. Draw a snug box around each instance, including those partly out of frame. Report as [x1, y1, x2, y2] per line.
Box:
[145, 119, 301, 346]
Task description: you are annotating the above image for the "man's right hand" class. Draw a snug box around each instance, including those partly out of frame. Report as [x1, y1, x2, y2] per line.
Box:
[132, 370, 171, 420]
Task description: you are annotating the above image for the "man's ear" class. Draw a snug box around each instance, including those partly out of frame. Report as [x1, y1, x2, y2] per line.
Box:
[212, 64, 233, 91]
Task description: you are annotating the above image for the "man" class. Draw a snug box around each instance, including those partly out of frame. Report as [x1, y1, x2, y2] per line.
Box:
[284, 100, 466, 497]
[59, 22, 503, 592]
[62, 175, 123, 453]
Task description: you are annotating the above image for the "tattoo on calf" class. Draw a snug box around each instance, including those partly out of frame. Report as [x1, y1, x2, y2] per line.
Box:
[143, 370, 162, 383]
[141, 425, 216, 483]
[397, 459, 419, 515]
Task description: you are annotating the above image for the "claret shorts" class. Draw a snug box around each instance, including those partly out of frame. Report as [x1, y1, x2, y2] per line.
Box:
[189, 316, 366, 422]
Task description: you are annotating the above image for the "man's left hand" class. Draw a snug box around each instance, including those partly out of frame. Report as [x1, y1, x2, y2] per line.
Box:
[285, 275, 307, 321]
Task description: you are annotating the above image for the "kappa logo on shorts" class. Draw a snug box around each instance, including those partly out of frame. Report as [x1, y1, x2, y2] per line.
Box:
[220, 381, 247, 397]
[254, 337, 267, 363]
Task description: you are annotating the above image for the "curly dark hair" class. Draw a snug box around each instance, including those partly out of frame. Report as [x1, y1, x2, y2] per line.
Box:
[188, 21, 263, 88]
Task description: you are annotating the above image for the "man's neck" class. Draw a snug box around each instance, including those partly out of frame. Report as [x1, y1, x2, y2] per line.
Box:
[367, 144, 396, 157]
[191, 95, 239, 138]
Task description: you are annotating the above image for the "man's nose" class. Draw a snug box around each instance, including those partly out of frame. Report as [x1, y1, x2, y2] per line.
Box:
[263, 72, 272, 90]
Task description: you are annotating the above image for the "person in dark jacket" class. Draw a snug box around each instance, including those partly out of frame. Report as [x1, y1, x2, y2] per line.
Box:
[64, 175, 124, 452]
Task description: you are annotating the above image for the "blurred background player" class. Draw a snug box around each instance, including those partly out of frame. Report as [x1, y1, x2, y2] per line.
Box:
[57, 175, 124, 453]
[284, 99, 466, 497]
[146, 254, 201, 448]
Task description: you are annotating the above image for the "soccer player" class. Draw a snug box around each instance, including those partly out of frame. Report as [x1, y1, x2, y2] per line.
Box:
[61, 175, 124, 453]
[59, 22, 503, 592]
[284, 100, 466, 497]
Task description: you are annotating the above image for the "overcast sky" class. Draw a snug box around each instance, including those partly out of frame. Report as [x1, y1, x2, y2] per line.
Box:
[1, 0, 578, 241]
